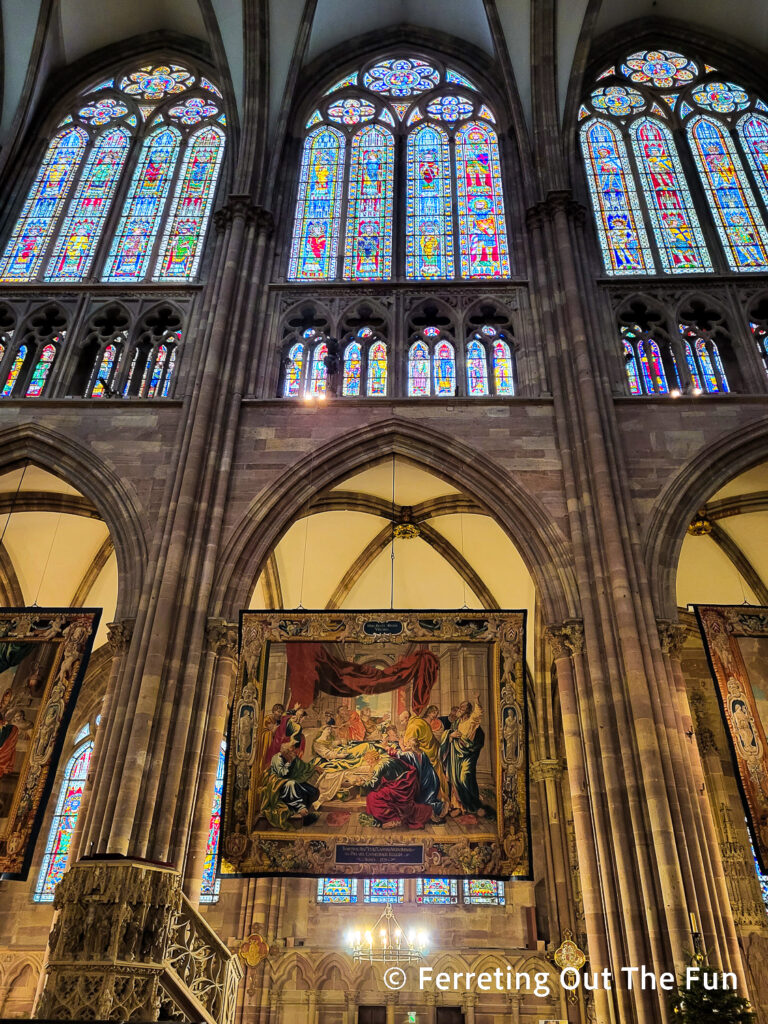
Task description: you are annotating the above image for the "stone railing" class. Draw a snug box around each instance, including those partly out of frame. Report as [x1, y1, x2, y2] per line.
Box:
[161, 893, 242, 1024]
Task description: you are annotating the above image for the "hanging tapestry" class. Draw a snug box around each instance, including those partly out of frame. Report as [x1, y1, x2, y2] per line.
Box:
[0, 608, 99, 879]
[696, 605, 768, 871]
[220, 610, 529, 881]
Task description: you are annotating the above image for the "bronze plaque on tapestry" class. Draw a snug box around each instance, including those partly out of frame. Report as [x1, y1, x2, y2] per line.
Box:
[696, 605, 768, 871]
[0, 608, 100, 879]
[220, 610, 529, 879]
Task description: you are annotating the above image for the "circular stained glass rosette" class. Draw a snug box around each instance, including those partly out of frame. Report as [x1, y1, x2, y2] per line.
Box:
[327, 98, 376, 125]
[425, 94, 473, 123]
[620, 49, 698, 89]
[78, 98, 129, 125]
[120, 64, 194, 100]
[590, 85, 646, 118]
[168, 97, 219, 124]
[480, 325, 497, 337]
[691, 80, 750, 114]
[363, 58, 440, 97]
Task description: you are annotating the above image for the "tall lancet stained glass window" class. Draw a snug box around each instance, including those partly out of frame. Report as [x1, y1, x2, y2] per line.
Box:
[289, 55, 511, 281]
[0, 61, 226, 284]
[200, 742, 226, 903]
[35, 740, 93, 902]
[289, 127, 345, 280]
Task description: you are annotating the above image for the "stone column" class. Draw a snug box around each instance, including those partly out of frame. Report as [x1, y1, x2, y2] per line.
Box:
[424, 992, 436, 1024]
[463, 993, 476, 1024]
[386, 992, 397, 1024]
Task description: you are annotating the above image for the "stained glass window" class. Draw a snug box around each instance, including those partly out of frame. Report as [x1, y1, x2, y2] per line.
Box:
[284, 342, 304, 397]
[289, 127, 345, 280]
[751, 321, 768, 375]
[466, 339, 488, 395]
[308, 341, 328, 396]
[446, 69, 477, 91]
[343, 125, 394, 280]
[462, 879, 505, 905]
[455, 122, 510, 278]
[637, 339, 668, 394]
[367, 338, 387, 396]
[342, 341, 362, 395]
[619, 50, 698, 88]
[408, 341, 430, 396]
[695, 338, 723, 393]
[363, 59, 439, 97]
[200, 742, 226, 903]
[328, 99, 375, 125]
[406, 124, 453, 279]
[46, 128, 131, 281]
[25, 342, 57, 397]
[622, 339, 642, 395]
[738, 114, 768, 210]
[119, 64, 194, 100]
[581, 119, 654, 275]
[161, 348, 177, 397]
[492, 337, 515, 396]
[363, 878, 405, 903]
[630, 118, 712, 274]
[90, 343, 121, 398]
[154, 125, 225, 281]
[426, 95, 473, 123]
[687, 116, 768, 272]
[433, 340, 456, 396]
[34, 741, 93, 902]
[691, 81, 749, 115]
[317, 878, 359, 903]
[1, 345, 27, 396]
[0, 128, 88, 282]
[416, 878, 458, 904]
[102, 127, 182, 281]
[684, 341, 703, 392]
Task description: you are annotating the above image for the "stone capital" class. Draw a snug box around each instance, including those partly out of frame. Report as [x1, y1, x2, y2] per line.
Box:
[530, 758, 563, 782]
[106, 619, 134, 654]
[206, 617, 239, 657]
[214, 195, 274, 233]
[545, 619, 585, 658]
[657, 620, 690, 659]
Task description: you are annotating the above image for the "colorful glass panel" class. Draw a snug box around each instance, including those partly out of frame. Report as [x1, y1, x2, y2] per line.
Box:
[78, 99, 128, 125]
[122, 348, 139, 396]
[416, 878, 458, 904]
[289, 127, 345, 280]
[34, 742, 93, 901]
[327, 99, 375, 125]
[691, 81, 749, 114]
[308, 342, 328, 396]
[363, 59, 439, 97]
[379, 108, 395, 126]
[46, 127, 131, 281]
[392, 102, 410, 121]
[153, 125, 225, 281]
[343, 125, 394, 280]
[406, 123, 453, 279]
[620, 50, 698, 89]
[1, 345, 26, 396]
[710, 341, 730, 393]
[408, 341, 430, 396]
[455, 122, 510, 278]
[119, 64, 194, 99]
[168, 97, 219, 125]
[425, 95, 473, 123]
[367, 339, 387, 396]
[630, 118, 712, 274]
[325, 73, 358, 95]
[306, 110, 323, 128]
[342, 341, 362, 395]
[738, 114, 768, 211]
[363, 878, 404, 903]
[637, 339, 668, 394]
[145, 344, 168, 398]
[623, 339, 643, 395]
[695, 338, 720, 393]
[161, 347, 177, 397]
[688, 116, 768, 272]
[492, 338, 514, 396]
[0, 128, 88, 281]
[284, 342, 304, 397]
[90, 343, 119, 398]
[434, 340, 455, 396]
[466, 339, 488, 395]
[581, 119, 655, 275]
[200, 77, 223, 98]
[446, 69, 477, 91]
[102, 127, 181, 281]
[463, 879, 505, 905]
[200, 743, 226, 903]
[26, 342, 57, 397]
[590, 85, 646, 118]
[478, 104, 496, 122]
[406, 108, 422, 126]
[317, 878, 358, 903]
[684, 340, 703, 391]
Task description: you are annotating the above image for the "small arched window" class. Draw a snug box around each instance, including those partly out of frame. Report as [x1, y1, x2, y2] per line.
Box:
[284, 342, 305, 397]
[408, 340, 431, 396]
[580, 49, 768, 274]
[433, 339, 456, 396]
[367, 339, 388, 396]
[0, 304, 68, 398]
[466, 338, 489, 395]
[0, 62, 226, 285]
[308, 339, 328, 397]
[681, 325, 730, 393]
[26, 343, 58, 397]
[289, 55, 510, 281]
[621, 325, 680, 396]
[342, 340, 362, 395]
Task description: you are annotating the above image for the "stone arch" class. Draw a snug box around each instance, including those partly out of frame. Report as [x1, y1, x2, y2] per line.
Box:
[644, 414, 768, 618]
[0, 422, 148, 617]
[214, 417, 576, 622]
[314, 952, 355, 990]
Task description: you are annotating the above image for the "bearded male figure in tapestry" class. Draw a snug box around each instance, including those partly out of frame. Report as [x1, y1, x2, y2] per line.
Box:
[251, 641, 496, 836]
